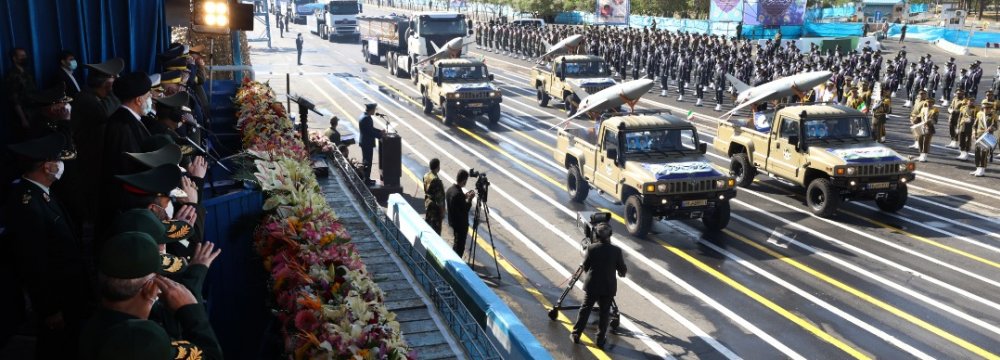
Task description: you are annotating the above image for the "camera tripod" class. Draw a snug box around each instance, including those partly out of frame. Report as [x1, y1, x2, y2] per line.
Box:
[546, 256, 621, 331]
[467, 179, 501, 281]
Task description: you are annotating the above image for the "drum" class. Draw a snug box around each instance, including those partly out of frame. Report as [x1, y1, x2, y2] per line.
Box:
[976, 132, 997, 151]
[911, 121, 928, 136]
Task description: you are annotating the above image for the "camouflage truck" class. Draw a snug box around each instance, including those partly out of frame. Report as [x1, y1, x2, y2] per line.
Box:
[714, 104, 916, 217]
[531, 55, 615, 115]
[417, 58, 502, 127]
[554, 113, 737, 237]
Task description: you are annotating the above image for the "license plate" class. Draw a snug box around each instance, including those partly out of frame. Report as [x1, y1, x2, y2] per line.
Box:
[682, 199, 708, 207]
[467, 103, 483, 107]
[867, 182, 890, 190]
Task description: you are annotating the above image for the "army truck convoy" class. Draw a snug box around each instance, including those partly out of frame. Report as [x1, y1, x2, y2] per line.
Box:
[347, 14, 915, 237]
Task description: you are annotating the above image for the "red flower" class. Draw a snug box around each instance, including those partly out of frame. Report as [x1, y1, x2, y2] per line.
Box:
[294, 309, 320, 332]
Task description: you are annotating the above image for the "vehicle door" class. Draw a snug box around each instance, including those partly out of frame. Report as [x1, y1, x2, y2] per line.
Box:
[550, 61, 563, 96]
[766, 116, 803, 179]
[594, 128, 621, 196]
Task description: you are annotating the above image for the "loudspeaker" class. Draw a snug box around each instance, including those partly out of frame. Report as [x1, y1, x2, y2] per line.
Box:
[230, 3, 255, 31]
[379, 134, 402, 188]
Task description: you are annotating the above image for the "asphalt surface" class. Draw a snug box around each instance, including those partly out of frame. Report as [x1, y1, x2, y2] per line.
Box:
[250, 9, 1000, 359]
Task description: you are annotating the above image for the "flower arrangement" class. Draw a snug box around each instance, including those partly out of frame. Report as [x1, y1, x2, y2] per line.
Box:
[236, 79, 414, 360]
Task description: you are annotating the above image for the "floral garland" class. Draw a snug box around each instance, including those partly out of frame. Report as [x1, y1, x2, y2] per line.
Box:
[235, 79, 414, 360]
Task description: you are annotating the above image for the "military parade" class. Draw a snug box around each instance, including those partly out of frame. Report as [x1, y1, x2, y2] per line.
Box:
[4, 0, 1000, 359]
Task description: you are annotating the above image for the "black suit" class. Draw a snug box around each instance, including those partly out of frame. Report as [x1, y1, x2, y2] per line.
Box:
[445, 184, 472, 256]
[6, 179, 93, 360]
[358, 113, 382, 182]
[58, 69, 81, 98]
[98, 107, 152, 240]
[572, 241, 627, 340]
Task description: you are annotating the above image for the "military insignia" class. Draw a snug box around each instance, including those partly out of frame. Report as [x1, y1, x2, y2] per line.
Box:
[42, 193, 50, 202]
[160, 254, 187, 274]
[164, 220, 192, 240]
[171, 340, 203, 360]
[21, 193, 31, 204]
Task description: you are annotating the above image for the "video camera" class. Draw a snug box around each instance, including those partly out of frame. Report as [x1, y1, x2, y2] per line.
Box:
[469, 168, 490, 198]
[576, 211, 612, 250]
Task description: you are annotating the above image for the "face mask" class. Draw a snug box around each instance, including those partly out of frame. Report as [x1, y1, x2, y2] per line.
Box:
[142, 95, 153, 114]
[68, 60, 78, 70]
[164, 201, 175, 220]
[52, 161, 65, 180]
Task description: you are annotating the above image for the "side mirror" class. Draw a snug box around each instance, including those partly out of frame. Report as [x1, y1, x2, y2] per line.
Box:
[606, 148, 618, 161]
[488, 74, 494, 81]
[698, 142, 707, 154]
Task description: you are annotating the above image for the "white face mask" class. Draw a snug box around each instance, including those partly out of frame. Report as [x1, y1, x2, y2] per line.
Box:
[53, 161, 65, 180]
[142, 95, 153, 114]
[68, 60, 78, 71]
[163, 201, 175, 220]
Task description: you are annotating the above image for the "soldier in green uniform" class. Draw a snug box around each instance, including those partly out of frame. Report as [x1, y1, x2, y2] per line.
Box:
[947, 89, 969, 149]
[872, 90, 890, 143]
[5, 133, 93, 360]
[972, 100, 997, 177]
[423, 158, 446, 234]
[908, 89, 928, 149]
[78, 232, 222, 359]
[94, 319, 204, 360]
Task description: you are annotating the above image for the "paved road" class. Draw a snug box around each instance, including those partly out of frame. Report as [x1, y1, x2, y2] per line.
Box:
[249, 10, 1000, 359]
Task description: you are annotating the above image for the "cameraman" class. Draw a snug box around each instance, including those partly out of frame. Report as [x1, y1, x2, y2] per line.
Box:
[571, 223, 626, 349]
[445, 169, 475, 256]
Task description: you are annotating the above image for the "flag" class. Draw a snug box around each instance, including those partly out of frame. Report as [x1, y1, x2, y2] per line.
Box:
[686, 110, 695, 120]
[856, 102, 868, 113]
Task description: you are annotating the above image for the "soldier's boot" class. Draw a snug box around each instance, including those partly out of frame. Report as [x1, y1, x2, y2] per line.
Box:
[947, 140, 958, 148]
[918, 153, 927, 162]
[891, 91, 897, 98]
[677, 95, 683, 101]
[909, 141, 919, 149]
[660, 90, 667, 97]
[696, 98, 703, 107]
[972, 167, 985, 176]
[903, 99, 912, 107]
[880, 136, 886, 143]
[957, 151, 970, 160]
[715, 103, 722, 111]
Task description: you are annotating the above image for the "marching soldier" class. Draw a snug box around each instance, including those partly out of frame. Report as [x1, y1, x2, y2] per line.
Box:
[957, 103, 978, 161]
[948, 89, 969, 148]
[943, 58, 957, 104]
[916, 98, 938, 162]
[872, 90, 891, 143]
[909, 89, 928, 149]
[423, 158, 446, 235]
[971, 99, 996, 176]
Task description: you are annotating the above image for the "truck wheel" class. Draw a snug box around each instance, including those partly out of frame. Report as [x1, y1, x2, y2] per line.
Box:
[368, 52, 379, 65]
[488, 106, 501, 129]
[422, 93, 433, 115]
[730, 153, 756, 188]
[624, 195, 652, 238]
[411, 60, 419, 85]
[537, 86, 549, 107]
[876, 183, 908, 212]
[564, 94, 578, 115]
[388, 52, 396, 76]
[806, 178, 840, 217]
[442, 104, 455, 126]
[566, 165, 589, 203]
[702, 200, 731, 232]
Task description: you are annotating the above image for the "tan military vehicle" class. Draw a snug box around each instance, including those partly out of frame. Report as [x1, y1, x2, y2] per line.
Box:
[417, 58, 502, 127]
[531, 55, 615, 115]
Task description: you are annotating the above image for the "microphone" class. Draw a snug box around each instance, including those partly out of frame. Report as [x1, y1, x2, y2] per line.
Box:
[374, 112, 387, 118]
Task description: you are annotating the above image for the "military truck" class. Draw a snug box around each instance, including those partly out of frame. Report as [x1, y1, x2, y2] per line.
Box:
[359, 12, 472, 79]
[315, 0, 361, 42]
[714, 104, 916, 217]
[554, 113, 737, 237]
[417, 58, 502, 127]
[531, 55, 615, 115]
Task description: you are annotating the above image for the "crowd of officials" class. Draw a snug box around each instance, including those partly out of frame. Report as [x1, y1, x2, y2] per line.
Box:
[474, 21, 998, 176]
[2, 43, 224, 359]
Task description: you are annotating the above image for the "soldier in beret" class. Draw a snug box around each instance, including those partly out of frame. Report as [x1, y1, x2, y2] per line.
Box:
[78, 232, 222, 360]
[4, 133, 93, 360]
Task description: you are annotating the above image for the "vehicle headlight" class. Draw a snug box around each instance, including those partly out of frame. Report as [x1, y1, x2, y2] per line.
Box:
[490, 91, 501, 97]
[898, 163, 908, 172]
[644, 183, 655, 193]
[656, 184, 667, 192]
[447, 93, 460, 99]
[906, 162, 916, 172]
[846, 167, 856, 176]
[715, 179, 727, 189]
[727, 179, 735, 187]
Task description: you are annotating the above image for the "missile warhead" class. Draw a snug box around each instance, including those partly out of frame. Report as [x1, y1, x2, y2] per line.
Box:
[570, 78, 655, 120]
[725, 71, 833, 117]
[418, 37, 469, 66]
[540, 34, 585, 60]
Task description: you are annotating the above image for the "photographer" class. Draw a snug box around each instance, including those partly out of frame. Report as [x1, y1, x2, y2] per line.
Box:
[571, 222, 626, 349]
[445, 169, 475, 256]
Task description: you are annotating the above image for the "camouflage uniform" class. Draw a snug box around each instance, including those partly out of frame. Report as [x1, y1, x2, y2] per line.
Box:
[423, 171, 446, 234]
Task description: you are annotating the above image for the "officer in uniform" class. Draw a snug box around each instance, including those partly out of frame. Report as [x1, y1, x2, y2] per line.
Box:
[570, 222, 626, 350]
[908, 89, 928, 149]
[423, 158, 446, 235]
[916, 98, 937, 162]
[957, 103, 977, 161]
[5, 133, 92, 360]
[872, 89, 891, 143]
[78, 231, 223, 360]
[359, 101, 384, 186]
[948, 89, 969, 148]
[971, 100, 996, 176]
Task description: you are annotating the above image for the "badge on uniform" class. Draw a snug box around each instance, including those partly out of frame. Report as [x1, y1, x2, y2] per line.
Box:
[160, 254, 188, 274]
[171, 340, 203, 360]
[21, 193, 31, 204]
[42, 193, 50, 202]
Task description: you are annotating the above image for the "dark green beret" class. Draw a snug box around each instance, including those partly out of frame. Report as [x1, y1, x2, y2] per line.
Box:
[127, 144, 182, 169]
[97, 320, 173, 360]
[113, 72, 152, 101]
[110, 209, 192, 244]
[99, 232, 161, 279]
[116, 164, 181, 196]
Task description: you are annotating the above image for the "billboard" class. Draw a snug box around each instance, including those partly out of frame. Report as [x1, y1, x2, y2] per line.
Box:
[743, 0, 808, 26]
[710, 0, 745, 23]
[595, 0, 629, 25]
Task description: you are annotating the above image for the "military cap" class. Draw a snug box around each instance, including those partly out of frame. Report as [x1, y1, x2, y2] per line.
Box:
[113, 72, 152, 101]
[163, 57, 189, 72]
[364, 98, 378, 110]
[160, 70, 184, 85]
[116, 164, 182, 197]
[154, 91, 189, 109]
[189, 44, 207, 54]
[99, 232, 161, 279]
[148, 73, 162, 88]
[126, 144, 182, 168]
[158, 45, 188, 62]
[84, 57, 125, 77]
[111, 209, 192, 245]
[27, 85, 72, 107]
[8, 133, 74, 161]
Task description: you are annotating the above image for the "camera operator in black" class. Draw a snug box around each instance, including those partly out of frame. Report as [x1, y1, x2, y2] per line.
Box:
[446, 169, 475, 256]
[571, 222, 627, 349]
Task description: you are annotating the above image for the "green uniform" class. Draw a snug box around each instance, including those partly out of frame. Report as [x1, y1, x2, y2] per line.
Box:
[423, 171, 446, 234]
[973, 111, 996, 168]
[79, 305, 223, 360]
[872, 97, 890, 142]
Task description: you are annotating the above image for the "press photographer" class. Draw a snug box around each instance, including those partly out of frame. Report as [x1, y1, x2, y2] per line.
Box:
[571, 212, 627, 349]
[445, 169, 476, 256]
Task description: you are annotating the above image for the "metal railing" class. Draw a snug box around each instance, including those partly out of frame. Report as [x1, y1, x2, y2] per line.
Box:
[326, 151, 501, 360]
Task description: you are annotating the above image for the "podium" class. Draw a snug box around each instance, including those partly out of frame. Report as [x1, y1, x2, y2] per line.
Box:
[371, 133, 403, 203]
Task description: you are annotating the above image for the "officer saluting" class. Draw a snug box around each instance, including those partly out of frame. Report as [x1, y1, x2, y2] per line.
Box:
[570, 222, 626, 350]
[359, 100, 385, 186]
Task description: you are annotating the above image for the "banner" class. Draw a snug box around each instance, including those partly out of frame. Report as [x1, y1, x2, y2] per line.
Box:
[743, 0, 807, 26]
[710, 0, 744, 23]
[595, 0, 629, 25]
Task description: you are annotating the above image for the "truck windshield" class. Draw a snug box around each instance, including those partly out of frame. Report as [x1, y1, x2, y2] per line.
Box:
[623, 129, 698, 155]
[328, 2, 358, 14]
[440, 66, 487, 81]
[804, 117, 871, 141]
[420, 17, 467, 36]
[564, 61, 608, 77]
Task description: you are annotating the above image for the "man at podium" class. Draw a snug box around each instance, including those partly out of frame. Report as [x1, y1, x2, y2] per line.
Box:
[359, 101, 384, 186]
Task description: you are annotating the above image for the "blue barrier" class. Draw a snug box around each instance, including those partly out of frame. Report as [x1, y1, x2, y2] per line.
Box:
[888, 23, 1000, 48]
[386, 194, 551, 360]
[803, 22, 864, 37]
[909, 3, 930, 14]
[806, 5, 857, 20]
[201, 189, 273, 359]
